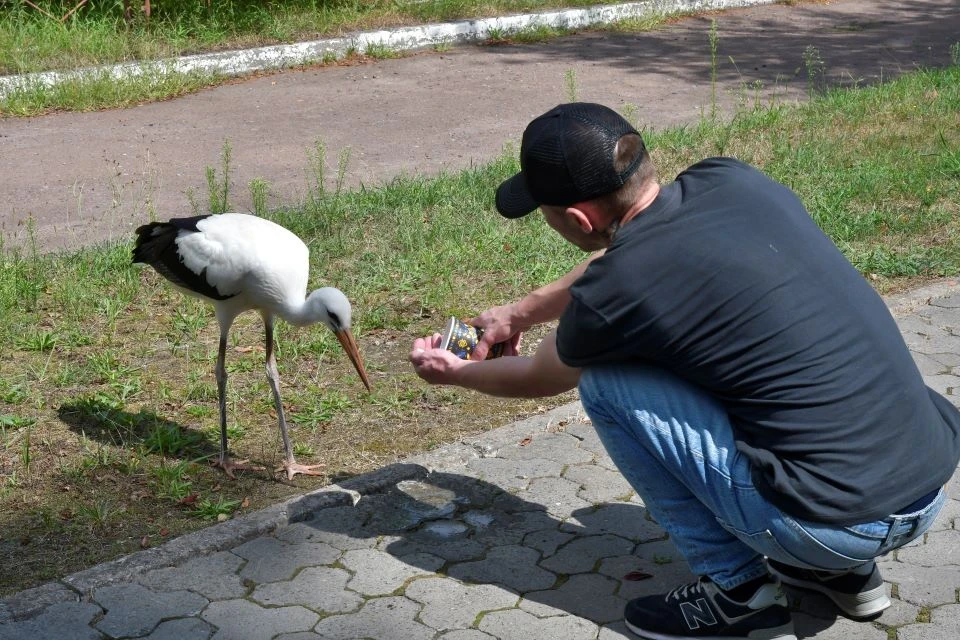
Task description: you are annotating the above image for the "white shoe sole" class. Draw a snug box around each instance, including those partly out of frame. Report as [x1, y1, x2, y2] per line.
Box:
[624, 619, 798, 640]
[771, 573, 891, 619]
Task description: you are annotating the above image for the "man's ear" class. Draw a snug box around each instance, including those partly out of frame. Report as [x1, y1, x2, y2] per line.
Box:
[565, 206, 594, 233]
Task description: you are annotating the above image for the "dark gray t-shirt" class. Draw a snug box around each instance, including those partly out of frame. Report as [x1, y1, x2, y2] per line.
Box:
[556, 157, 960, 525]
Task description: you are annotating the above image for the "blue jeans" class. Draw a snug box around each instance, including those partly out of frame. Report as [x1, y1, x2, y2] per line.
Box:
[578, 364, 946, 591]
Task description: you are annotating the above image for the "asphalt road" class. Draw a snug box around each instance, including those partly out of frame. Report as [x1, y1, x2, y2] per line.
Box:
[1, 0, 958, 252]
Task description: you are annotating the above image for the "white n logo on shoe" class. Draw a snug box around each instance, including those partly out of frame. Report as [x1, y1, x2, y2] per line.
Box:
[680, 598, 718, 630]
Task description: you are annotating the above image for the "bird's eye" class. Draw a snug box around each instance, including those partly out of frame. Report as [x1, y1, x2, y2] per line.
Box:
[329, 312, 341, 328]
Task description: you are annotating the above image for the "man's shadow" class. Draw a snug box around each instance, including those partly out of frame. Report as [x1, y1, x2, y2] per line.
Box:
[284, 464, 840, 637]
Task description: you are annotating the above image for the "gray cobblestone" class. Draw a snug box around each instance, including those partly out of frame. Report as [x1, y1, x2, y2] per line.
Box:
[405, 577, 518, 630]
[926, 498, 960, 532]
[921, 374, 960, 397]
[201, 599, 318, 640]
[276, 512, 378, 551]
[598, 544, 697, 601]
[140, 617, 215, 640]
[448, 546, 557, 593]
[897, 530, 960, 566]
[478, 609, 598, 640]
[522, 573, 625, 623]
[496, 433, 594, 465]
[514, 476, 592, 518]
[792, 612, 889, 639]
[523, 529, 576, 558]
[598, 622, 633, 639]
[872, 596, 921, 627]
[904, 332, 960, 356]
[436, 631, 497, 640]
[947, 472, 960, 498]
[138, 551, 246, 600]
[341, 549, 443, 595]
[312, 596, 434, 640]
[93, 584, 207, 638]
[380, 534, 488, 562]
[251, 567, 362, 612]
[898, 604, 960, 640]
[233, 537, 339, 583]
[466, 457, 563, 491]
[0, 602, 102, 640]
[931, 352, 960, 368]
[0, 581, 79, 622]
[472, 511, 558, 548]
[881, 564, 960, 607]
[913, 352, 953, 376]
[563, 464, 635, 503]
[562, 503, 666, 543]
[540, 534, 635, 574]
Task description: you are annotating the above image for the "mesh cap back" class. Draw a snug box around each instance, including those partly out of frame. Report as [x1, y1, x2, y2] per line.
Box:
[495, 103, 643, 218]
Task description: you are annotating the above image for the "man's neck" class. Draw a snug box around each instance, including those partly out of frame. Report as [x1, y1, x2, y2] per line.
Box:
[601, 181, 661, 241]
[621, 181, 661, 227]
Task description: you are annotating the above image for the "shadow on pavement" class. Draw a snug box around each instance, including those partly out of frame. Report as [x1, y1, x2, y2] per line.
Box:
[286, 464, 841, 636]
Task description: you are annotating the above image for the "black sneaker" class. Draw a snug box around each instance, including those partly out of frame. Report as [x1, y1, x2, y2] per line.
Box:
[624, 577, 796, 640]
[767, 559, 890, 619]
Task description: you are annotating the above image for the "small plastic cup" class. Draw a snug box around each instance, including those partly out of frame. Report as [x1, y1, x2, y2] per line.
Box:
[440, 316, 505, 360]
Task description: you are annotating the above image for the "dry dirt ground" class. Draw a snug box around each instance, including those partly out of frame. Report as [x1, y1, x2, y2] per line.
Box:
[1, 0, 959, 253]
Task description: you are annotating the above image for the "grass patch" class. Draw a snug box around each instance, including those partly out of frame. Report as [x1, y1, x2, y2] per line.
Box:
[1, 0, 621, 75]
[0, 2, 687, 115]
[0, 61, 959, 595]
[0, 65, 227, 116]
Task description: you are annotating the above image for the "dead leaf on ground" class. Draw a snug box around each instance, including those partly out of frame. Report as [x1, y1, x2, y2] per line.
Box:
[624, 571, 654, 581]
[519, 437, 532, 447]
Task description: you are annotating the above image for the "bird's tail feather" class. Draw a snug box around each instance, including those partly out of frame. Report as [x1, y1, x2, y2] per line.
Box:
[132, 221, 178, 265]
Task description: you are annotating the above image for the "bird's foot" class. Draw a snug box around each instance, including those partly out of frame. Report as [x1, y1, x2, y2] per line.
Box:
[278, 461, 326, 481]
[214, 457, 266, 479]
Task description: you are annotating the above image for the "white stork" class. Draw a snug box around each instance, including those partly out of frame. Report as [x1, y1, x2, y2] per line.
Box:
[132, 212, 371, 480]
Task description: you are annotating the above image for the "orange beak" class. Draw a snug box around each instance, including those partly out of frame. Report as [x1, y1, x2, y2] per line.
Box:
[335, 329, 371, 392]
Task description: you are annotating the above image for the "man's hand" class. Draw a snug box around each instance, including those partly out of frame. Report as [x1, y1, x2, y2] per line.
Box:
[471, 304, 524, 361]
[409, 329, 580, 397]
[409, 333, 467, 385]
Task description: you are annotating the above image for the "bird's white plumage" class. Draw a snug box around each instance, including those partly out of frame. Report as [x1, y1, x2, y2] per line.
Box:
[175, 213, 310, 322]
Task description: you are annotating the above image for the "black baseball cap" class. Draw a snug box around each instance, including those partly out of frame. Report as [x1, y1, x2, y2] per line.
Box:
[495, 102, 643, 218]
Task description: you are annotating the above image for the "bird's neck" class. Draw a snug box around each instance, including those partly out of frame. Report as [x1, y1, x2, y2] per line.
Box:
[279, 292, 321, 327]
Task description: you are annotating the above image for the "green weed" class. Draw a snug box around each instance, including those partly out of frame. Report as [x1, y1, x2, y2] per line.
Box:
[192, 495, 241, 520]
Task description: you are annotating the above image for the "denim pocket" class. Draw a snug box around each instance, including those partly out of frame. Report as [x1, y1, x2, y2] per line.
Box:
[715, 516, 820, 569]
[776, 515, 877, 569]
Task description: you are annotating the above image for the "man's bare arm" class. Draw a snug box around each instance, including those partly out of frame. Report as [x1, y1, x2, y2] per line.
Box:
[410, 329, 580, 398]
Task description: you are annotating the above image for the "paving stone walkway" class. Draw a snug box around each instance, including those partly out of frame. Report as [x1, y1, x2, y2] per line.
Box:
[2, 280, 959, 639]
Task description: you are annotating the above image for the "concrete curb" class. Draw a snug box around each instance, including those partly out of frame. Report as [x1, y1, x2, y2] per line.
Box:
[0, 0, 778, 99]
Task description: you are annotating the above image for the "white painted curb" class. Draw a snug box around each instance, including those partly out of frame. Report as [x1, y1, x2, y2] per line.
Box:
[0, 0, 778, 99]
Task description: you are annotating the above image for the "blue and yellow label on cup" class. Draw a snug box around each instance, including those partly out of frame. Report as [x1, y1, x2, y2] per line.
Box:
[440, 317, 505, 360]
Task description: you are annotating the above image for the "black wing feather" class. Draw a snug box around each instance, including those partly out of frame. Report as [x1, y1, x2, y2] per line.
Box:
[132, 216, 236, 301]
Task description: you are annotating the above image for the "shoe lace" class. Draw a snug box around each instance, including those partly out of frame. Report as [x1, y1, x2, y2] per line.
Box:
[666, 579, 705, 602]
